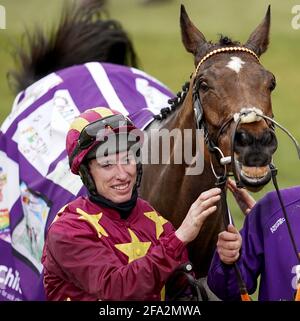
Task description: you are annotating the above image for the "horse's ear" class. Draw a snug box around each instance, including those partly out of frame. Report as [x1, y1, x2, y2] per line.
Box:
[244, 5, 271, 57]
[180, 4, 208, 58]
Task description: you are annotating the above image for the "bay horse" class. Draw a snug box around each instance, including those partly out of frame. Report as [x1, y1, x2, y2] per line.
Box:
[140, 5, 278, 277]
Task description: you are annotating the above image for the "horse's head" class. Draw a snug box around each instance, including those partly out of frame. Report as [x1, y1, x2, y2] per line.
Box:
[180, 5, 277, 191]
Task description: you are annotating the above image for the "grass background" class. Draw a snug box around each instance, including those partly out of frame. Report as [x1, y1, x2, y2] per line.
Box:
[0, 0, 300, 298]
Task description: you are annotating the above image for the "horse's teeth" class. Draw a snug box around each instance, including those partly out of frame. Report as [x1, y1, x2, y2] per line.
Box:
[241, 165, 268, 178]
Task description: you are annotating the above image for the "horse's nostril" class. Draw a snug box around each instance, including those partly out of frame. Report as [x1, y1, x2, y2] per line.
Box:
[235, 131, 253, 147]
[260, 130, 276, 146]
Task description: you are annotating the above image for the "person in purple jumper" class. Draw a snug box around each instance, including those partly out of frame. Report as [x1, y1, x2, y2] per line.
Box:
[208, 179, 300, 301]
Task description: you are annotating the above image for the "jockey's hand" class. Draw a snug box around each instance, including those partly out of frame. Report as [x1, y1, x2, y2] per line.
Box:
[227, 178, 256, 215]
[175, 188, 221, 244]
[217, 224, 242, 265]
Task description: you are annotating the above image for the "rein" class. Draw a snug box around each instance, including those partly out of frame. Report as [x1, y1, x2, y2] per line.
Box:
[192, 46, 300, 301]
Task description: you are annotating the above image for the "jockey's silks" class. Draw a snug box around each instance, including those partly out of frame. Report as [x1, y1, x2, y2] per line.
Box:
[42, 197, 188, 300]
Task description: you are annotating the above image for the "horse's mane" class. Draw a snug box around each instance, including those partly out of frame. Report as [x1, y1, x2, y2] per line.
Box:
[8, 0, 138, 94]
[154, 35, 240, 120]
[154, 81, 190, 120]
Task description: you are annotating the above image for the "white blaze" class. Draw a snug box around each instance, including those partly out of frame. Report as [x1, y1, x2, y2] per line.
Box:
[226, 56, 245, 73]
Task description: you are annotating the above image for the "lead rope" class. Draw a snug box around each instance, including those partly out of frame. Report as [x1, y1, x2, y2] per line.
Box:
[203, 127, 251, 300]
[209, 145, 251, 301]
[215, 175, 252, 301]
[269, 164, 300, 301]
[191, 78, 246, 300]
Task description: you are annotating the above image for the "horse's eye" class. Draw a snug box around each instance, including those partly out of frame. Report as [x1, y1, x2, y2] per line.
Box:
[269, 77, 276, 91]
[199, 81, 209, 92]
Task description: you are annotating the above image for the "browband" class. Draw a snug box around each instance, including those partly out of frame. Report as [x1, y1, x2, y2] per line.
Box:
[194, 46, 259, 76]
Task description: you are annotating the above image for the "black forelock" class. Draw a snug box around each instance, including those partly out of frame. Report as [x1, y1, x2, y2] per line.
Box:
[217, 34, 240, 47]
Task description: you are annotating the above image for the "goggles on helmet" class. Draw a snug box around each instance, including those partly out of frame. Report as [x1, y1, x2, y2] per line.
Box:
[69, 114, 139, 169]
[78, 114, 136, 150]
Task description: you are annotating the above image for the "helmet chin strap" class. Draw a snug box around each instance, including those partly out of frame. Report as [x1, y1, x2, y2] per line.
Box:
[79, 163, 97, 195]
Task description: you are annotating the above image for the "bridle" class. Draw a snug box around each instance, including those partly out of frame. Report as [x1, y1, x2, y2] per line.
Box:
[192, 46, 300, 301]
[193, 47, 271, 181]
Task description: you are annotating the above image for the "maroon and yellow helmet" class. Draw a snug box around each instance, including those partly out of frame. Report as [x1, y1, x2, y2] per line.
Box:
[66, 107, 143, 175]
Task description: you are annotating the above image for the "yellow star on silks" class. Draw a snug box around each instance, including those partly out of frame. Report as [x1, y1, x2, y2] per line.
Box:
[115, 229, 151, 263]
[76, 208, 108, 238]
[144, 211, 168, 239]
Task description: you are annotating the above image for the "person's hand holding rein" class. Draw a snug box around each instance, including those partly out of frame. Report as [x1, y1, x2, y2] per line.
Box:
[175, 188, 221, 244]
[216, 224, 242, 265]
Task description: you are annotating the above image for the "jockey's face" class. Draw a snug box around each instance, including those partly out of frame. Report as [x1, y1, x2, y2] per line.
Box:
[89, 150, 137, 203]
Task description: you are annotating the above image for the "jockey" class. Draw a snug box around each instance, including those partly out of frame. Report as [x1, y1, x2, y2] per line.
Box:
[41, 107, 221, 300]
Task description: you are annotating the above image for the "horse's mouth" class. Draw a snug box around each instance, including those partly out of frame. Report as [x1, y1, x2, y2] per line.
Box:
[235, 160, 272, 189]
